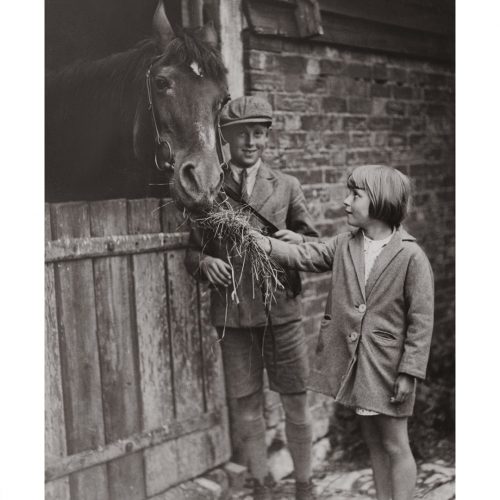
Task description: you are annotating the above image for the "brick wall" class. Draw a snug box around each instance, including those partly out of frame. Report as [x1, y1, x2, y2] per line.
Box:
[232, 31, 455, 473]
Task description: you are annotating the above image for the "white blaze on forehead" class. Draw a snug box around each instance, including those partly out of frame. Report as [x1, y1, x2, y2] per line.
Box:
[196, 121, 215, 149]
[190, 61, 203, 77]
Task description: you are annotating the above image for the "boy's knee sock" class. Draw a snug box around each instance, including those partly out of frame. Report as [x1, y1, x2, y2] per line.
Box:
[285, 419, 313, 483]
[240, 415, 268, 482]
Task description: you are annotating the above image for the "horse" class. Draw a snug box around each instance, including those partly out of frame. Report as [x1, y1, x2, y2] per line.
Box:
[45, 1, 229, 213]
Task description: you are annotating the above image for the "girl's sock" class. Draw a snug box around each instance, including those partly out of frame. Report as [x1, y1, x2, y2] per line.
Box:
[285, 419, 313, 483]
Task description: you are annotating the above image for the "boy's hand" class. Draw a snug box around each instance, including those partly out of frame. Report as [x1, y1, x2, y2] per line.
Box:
[390, 374, 415, 404]
[273, 229, 304, 244]
[200, 256, 232, 287]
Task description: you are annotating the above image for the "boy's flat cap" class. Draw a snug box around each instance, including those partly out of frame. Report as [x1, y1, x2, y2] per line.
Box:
[220, 96, 272, 127]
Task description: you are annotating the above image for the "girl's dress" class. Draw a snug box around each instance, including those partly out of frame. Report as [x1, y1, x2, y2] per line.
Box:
[355, 229, 394, 416]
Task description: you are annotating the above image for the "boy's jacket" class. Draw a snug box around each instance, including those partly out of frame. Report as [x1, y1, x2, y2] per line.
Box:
[185, 163, 319, 327]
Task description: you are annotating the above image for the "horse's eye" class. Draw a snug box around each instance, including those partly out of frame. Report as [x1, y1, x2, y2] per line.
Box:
[155, 77, 172, 91]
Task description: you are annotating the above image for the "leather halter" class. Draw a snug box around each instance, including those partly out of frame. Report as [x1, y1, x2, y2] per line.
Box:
[145, 59, 231, 173]
[146, 62, 175, 171]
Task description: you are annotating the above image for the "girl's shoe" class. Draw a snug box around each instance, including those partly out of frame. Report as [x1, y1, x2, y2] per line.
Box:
[295, 479, 315, 500]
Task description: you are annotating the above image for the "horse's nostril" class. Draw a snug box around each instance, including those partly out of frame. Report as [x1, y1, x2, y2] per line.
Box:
[179, 162, 198, 190]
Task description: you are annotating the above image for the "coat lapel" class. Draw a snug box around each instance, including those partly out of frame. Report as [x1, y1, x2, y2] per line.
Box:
[248, 162, 276, 212]
[348, 230, 366, 302]
[365, 228, 410, 298]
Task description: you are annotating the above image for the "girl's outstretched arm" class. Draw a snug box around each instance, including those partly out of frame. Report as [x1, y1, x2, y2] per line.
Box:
[253, 231, 338, 273]
[398, 248, 435, 379]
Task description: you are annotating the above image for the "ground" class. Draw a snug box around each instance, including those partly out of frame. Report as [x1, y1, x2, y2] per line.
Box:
[232, 435, 455, 499]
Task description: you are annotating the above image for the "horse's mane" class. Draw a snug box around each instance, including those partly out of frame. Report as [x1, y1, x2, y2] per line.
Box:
[46, 28, 227, 114]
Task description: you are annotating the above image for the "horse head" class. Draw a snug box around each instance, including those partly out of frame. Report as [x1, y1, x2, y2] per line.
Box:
[134, 1, 228, 213]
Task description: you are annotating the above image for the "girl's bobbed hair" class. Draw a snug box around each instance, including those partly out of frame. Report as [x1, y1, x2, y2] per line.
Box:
[347, 165, 411, 227]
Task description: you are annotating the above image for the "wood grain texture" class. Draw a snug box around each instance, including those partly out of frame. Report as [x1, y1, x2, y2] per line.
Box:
[45, 259, 70, 498]
[144, 440, 179, 497]
[46, 411, 221, 481]
[176, 416, 231, 483]
[45, 480, 71, 500]
[296, 0, 323, 37]
[198, 284, 226, 413]
[50, 202, 109, 500]
[90, 199, 145, 500]
[128, 199, 177, 496]
[320, 12, 453, 61]
[160, 198, 188, 234]
[318, 0, 454, 35]
[45, 232, 190, 263]
[167, 249, 204, 420]
[244, 0, 453, 61]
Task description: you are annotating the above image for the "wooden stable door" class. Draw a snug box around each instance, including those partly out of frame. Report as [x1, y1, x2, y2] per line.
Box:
[45, 199, 230, 500]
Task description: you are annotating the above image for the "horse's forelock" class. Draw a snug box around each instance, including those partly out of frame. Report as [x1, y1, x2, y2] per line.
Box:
[160, 29, 227, 84]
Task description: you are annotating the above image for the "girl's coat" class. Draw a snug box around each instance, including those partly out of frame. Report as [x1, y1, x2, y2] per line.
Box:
[270, 227, 434, 416]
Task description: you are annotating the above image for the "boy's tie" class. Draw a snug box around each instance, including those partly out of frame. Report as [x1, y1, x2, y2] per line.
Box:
[240, 168, 249, 203]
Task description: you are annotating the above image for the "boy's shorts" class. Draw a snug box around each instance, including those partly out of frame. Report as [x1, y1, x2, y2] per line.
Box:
[216, 319, 309, 398]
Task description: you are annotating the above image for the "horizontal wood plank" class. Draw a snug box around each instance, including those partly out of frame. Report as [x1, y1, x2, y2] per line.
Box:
[46, 411, 223, 482]
[318, 0, 454, 36]
[320, 11, 453, 61]
[45, 232, 190, 262]
[244, 0, 453, 61]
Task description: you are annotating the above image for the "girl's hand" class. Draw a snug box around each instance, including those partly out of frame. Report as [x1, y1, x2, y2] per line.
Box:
[273, 229, 304, 244]
[390, 374, 415, 404]
[250, 230, 272, 254]
[200, 256, 232, 287]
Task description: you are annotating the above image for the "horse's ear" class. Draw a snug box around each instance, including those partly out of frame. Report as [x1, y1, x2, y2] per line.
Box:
[152, 0, 176, 50]
[198, 21, 218, 48]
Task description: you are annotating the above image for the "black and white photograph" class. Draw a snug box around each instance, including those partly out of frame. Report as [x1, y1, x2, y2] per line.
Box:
[7, 0, 461, 498]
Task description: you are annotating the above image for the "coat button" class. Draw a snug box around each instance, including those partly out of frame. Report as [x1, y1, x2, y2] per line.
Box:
[358, 304, 366, 313]
[349, 331, 359, 342]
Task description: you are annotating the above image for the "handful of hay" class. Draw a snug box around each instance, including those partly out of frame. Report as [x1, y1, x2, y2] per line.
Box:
[191, 200, 284, 308]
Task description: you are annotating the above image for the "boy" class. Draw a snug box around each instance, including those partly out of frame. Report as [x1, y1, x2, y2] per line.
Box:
[185, 96, 319, 500]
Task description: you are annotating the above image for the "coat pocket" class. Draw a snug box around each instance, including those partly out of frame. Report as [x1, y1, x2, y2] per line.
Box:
[371, 329, 397, 345]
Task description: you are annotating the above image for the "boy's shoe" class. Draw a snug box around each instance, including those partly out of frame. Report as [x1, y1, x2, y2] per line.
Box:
[251, 474, 275, 500]
[295, 479, 315, 500]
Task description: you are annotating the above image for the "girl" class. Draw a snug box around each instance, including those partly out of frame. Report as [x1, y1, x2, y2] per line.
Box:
[256, 165, 434, 500]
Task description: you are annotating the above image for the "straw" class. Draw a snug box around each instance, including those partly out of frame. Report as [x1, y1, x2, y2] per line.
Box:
[191, 199, 284, 308]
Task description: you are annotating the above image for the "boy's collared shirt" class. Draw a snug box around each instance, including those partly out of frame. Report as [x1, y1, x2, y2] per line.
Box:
[229, 159, 261, 199]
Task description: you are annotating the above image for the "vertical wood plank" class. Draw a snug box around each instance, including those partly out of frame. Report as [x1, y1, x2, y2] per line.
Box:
[160, 198, 188, 234]
[90, 200, 146, 500]
[51, 202, 109, 500]
[295, 0, 324, 37]
[46, 480, 71, 500]
[45, 204, 71, 498]
[166, 250, 204, 420]
[128, 199, 178, 495]
[198, 284, 227, 413]
[45, 203, 53, 242]
[176, 416, 232, 483]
